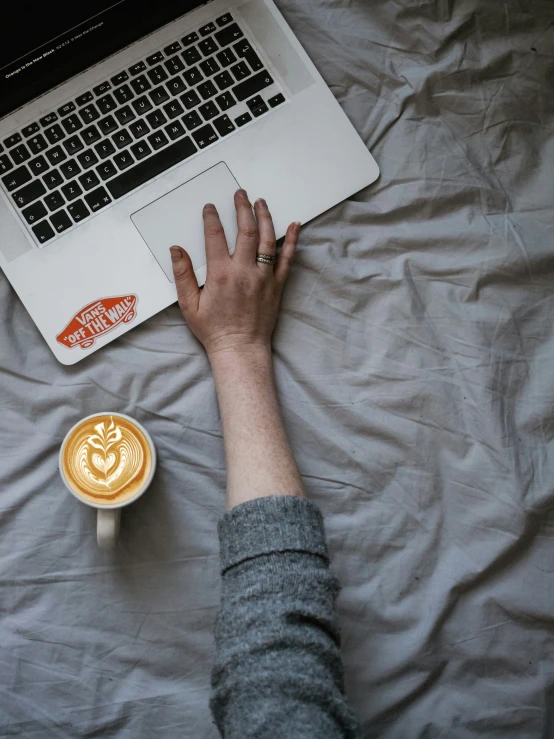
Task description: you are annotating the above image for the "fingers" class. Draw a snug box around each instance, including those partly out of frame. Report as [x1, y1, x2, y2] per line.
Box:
[274, 222, 301, 285]
[170, 246, 200, 315]
[233, 189, 259, 264]
[203, 204, 230, 271]
[254, 199, 276, 266]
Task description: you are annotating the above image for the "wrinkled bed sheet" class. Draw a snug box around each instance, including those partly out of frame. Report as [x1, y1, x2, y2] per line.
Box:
[1, 1, 554, 737]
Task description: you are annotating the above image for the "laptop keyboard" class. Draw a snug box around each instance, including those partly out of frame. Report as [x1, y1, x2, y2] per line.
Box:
[0, 13, 286, 247]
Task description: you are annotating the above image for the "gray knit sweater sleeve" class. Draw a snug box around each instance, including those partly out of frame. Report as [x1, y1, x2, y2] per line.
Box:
[210, 496, 360, 738]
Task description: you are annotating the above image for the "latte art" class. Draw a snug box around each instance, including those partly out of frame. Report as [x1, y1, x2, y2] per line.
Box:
[62, 416, 152, 505]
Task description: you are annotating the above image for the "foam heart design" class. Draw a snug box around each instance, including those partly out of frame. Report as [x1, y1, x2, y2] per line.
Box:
[92, 452, 116, 475]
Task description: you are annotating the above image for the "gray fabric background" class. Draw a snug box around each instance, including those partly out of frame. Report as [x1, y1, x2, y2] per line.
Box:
[1, 1, 554, 737]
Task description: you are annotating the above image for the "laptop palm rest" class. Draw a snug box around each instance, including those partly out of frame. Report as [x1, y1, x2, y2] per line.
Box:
[131, 162, 240, 284]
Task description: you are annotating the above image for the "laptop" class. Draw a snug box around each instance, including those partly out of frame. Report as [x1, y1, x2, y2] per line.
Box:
[0, 0, 379, 364]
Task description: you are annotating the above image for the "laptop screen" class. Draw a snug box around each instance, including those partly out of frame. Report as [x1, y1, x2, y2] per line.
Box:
[0, 1, 204, 119]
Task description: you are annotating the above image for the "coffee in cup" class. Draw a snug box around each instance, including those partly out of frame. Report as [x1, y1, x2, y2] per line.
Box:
[60, 413, 156, 549]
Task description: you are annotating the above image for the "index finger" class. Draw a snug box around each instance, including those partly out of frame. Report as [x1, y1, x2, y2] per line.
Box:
[203, 203, 230, 271]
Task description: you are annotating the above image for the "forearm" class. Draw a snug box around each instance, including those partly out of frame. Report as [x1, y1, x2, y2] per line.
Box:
[209, 346, 304, 509]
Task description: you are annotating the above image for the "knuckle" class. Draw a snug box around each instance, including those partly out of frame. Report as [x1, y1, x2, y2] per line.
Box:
[207, 223, 225, 239]
[241, 225, 258, 240]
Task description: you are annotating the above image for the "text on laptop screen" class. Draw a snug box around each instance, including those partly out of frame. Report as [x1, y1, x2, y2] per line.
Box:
[0, 0, 204, 119]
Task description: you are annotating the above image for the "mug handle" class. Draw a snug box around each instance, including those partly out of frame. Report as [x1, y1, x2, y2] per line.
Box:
[97, 509, 121, 550]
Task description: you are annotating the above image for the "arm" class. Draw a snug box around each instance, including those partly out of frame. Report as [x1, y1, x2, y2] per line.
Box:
[171, 190, 360, 738]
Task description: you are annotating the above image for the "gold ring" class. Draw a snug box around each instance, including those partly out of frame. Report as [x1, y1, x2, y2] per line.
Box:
[256, 254, 277, 265]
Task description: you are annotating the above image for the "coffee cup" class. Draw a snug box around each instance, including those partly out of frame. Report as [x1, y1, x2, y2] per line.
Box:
[60, 413, 156, 550]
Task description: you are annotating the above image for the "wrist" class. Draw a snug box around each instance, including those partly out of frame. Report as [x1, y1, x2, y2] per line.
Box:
[208, 343, 273, 376]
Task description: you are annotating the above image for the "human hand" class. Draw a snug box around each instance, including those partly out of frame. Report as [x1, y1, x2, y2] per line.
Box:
[170, 189, 300, 358]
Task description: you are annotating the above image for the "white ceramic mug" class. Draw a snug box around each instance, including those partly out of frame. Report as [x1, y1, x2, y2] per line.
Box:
[59, 413, 157, 550]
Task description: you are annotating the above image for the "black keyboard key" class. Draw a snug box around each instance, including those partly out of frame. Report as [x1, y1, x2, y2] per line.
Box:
[60, 159, 81, 179]
[183, 111, 203, 130]
[95, 140, 116, 159]
[234, 40, 263, 71]
[181, 90, 201, 110]
[63, 136, 84, 155]
[192, 124, 218, 149]
[182, 32, 199, 46]
[215, 23, 243, 48]
[114, 84, 135, 105]
[199, 101, 219, 121]
[199, 38, 218, 57]
[39, 113, 58, 127]
[150, 86, 170, 105]
[164, 100, 184, 120]
[62, 114, 83, 134]
[164, 41, 181, 56]
[111, 71, 129, 86]
[113, 129, 133, 149]
[32, 219, 55, 243]
[50, 209, 72, 233]
[98, 115, 118, 135]
[28, 155, 49, 176]
[58, 102, 76, 117]
[166, 77, 187, 96]
[27, 134, 48, 155]
[231, 61, 250, 81]
[213, 114, 235, 137]
[130, 75, 151, 95]
[165, 56, 185, 75]
[85, 186, 111, 212]
[68, 199, 90, 222]
[0, 155, 14, 175]
[216, 13, 233, 27]
[113, 150, 134, 170]
[129, 120, 150, 139]
[132, 96, 153, 115]
[79, 104, 100, 124]
[147, 65, 168, 85]
[44, 191, 65, 211]
[46, 145, 67, 165]
[198, 81, 218, 100]
[115, 105, 136, 125]
[201, 57, 221, 76]
[82, 125, 101, 145]
[146, 110, 168, 130]
[233, 70, 273, 102]
[4, 133, 22, 148]
[77, 149, 99, 169]
[2, 164, 31, 191]
[43, 170, 64, 190]
[247, 95, 269, 117]
[165, 120, 186, 140]
[216, 91, 236, 111]
[235, 112, 252, 127]
[79, 171, 101, 191]
[97, 94, 117, 115]
[148, 130, 169, 151]
[269, 93, 285, 108]
[182, 47, 202, 66]
[93, 81, 111, 96]
[129, 61, 146, 76]
[146, 51, 164, 66]
[22, 200, 47, 224]
[97, 160, 118, 180]
[61, 180, 83, 201]
[11, 144, 31, 165]
[107, 136, 197, 199]
[22, 122, 40, 137]
[12, 180, 46, 208]
[217, 48, 237, 67]
[130, 141, 151, 160]
[200, 22, 217, 36]
[76, 91, 94, 106]
[215, 71, 235, 90]
[44, 124, 65, 145]
[183, 67, 203, 86]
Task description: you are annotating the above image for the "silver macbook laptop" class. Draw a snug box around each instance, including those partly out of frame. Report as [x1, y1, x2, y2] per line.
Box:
[0, 0, 379, 364]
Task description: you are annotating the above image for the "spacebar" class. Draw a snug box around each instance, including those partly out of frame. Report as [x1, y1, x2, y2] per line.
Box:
[107, 137, 198, 199]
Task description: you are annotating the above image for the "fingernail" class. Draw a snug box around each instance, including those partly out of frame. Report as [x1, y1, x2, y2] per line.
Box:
[254, 198, 267, 207]
[170, 246, 182, 260]
[236, 188, 247, 198]
[204, 202, 216, 210]
[293, 221, 302, 234]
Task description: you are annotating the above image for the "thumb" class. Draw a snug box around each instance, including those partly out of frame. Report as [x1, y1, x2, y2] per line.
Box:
[170, 246, 200, 316]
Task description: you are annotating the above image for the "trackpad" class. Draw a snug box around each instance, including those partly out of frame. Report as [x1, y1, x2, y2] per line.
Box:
[131, 162, 239, 283]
